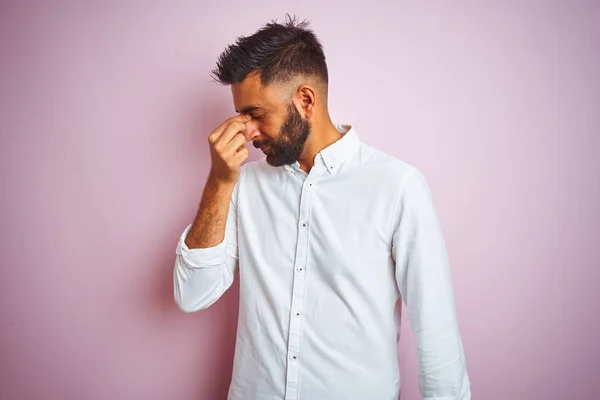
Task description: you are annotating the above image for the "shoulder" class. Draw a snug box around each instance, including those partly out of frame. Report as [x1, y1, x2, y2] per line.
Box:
[355, 142, 435, 206]
[355, 142, 423, 187]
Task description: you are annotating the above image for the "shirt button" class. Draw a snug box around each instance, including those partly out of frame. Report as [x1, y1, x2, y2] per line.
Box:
[296, 312, 300, 316]
[302, 223, 306, 227]
[298, 267, 303, 272]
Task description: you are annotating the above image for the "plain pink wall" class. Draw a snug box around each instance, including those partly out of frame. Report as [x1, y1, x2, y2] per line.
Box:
[1, 1, 599, 399]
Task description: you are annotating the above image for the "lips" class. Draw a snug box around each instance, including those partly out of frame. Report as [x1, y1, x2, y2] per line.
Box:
[254, 140, 272, 153]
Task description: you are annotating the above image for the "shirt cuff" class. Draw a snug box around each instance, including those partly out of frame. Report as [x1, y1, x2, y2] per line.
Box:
[176, 224, 227, 268]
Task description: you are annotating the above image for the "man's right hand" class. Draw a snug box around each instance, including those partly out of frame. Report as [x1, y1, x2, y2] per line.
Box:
[207, 114, 256, 185]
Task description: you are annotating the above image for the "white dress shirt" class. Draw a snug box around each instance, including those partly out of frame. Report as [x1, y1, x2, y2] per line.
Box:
[174, 124, 471, 400]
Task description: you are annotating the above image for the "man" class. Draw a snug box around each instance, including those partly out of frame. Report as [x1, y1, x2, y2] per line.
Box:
[174, 15, 471, 400]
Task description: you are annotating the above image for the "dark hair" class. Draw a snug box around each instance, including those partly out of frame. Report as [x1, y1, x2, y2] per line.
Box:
[211, 14, 328, 88]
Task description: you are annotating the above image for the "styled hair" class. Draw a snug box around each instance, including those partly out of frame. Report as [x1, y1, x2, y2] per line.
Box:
[211, 14, 328, 88]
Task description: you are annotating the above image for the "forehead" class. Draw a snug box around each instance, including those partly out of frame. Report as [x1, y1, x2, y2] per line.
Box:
[231, 73, 283, 113]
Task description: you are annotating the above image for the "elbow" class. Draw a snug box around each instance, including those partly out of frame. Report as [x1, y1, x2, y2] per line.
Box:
[173, 288, 198, 313]
[174, 290, 220, 313]
[173, 283, 215, 313]
[174, 295, 204, 313]
[173, 274, 218, 313]
[172, 252, 231, 313]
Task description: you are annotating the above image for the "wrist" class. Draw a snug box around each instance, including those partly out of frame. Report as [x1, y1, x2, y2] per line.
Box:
[206, 174, 237, 191]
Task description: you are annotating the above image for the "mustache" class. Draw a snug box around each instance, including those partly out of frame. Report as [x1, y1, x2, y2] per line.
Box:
[253, 140, 272, 149]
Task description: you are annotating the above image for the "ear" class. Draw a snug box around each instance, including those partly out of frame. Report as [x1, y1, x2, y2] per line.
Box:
[295, 85, 316, 119]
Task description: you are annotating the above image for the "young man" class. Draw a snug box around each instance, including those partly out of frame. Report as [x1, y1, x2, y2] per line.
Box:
[174, 15, 471, 400]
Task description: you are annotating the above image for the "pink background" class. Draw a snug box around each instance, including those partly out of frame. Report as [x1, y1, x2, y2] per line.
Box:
[1, 1, 599, 399]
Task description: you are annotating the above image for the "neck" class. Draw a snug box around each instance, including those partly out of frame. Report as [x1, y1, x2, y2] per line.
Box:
[297, 117, 343, 173]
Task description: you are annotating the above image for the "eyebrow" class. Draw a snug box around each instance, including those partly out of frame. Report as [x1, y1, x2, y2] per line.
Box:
[235, 105, 264, 114]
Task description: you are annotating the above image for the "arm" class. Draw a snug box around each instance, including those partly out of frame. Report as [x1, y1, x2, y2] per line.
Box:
[173, 113, 256, 313]
[173, 177, 240, 312]
[185, 177, 236, 250]
[392, 168, 471, 399]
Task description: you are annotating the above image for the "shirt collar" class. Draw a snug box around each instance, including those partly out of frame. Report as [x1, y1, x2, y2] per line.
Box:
[284, 123, 360, 175]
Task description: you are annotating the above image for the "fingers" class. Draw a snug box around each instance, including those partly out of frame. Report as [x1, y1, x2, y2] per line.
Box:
[206, 115, 253, 185]
[232, 147, 249, 163]
[208, 114, 251, 145]
[211, 130, 247, 162]
[228, 133, 248, 154]
[215, 114, 251, 137]
[215, 132, 247, 157]
[218, 120, 250, 147]
[212, 124, 247, 160]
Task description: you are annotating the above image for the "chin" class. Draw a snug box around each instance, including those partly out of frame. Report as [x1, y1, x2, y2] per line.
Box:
[265, 156, 279, 167]
[266, 155, 297, 168]
[265, 155, 283, 167]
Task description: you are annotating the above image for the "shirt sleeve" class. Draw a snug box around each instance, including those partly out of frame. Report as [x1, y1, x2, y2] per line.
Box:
[392, 168, 471, 399]
[173, 179, 240, 313]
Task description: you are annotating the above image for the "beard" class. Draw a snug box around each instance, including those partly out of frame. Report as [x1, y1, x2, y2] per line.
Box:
[254, 102, 311, 167]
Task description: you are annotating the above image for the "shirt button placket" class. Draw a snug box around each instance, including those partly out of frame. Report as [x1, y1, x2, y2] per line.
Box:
[284, 179, 314, 400]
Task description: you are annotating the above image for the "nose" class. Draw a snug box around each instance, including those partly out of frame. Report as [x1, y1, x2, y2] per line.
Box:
[243, 121, 260, 142]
